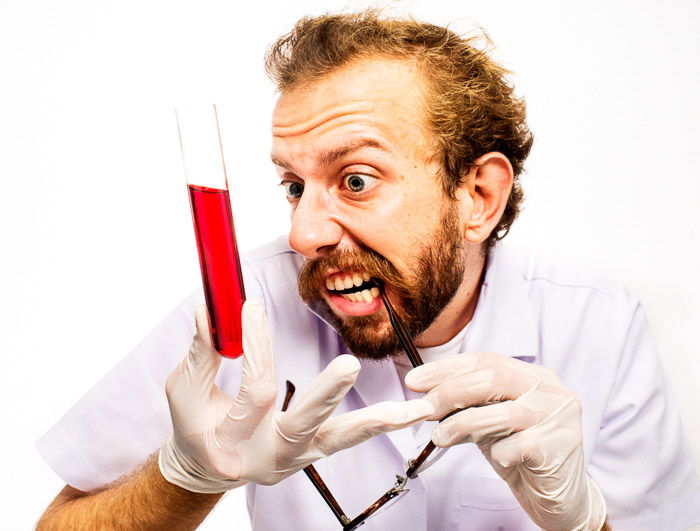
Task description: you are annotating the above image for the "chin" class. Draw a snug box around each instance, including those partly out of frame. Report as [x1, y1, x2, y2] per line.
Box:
[327, 308, 404, 360]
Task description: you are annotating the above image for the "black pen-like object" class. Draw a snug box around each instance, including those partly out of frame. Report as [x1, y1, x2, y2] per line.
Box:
[377, 283, 423, 368]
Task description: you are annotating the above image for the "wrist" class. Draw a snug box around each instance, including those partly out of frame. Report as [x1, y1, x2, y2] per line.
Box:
[158, 435, 246, 494]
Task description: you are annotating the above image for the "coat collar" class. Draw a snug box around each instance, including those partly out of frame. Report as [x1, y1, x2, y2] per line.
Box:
[462, 243, 538, 363]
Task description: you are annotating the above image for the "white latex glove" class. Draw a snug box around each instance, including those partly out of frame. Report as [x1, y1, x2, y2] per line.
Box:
[159, 300, 434, 493]
[406, 352, 606, 531]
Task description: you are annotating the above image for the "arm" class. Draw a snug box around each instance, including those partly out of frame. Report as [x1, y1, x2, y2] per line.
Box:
[38, 301, 433, 527]
[37, 455, 223, 531]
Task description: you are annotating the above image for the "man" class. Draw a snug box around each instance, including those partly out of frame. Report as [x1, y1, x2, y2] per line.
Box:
[37, 11, 700, 530]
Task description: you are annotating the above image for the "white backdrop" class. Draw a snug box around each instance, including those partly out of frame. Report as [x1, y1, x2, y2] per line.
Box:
[1, 1, 698, 529]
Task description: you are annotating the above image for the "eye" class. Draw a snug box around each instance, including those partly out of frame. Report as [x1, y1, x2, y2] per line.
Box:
[342, 173, 377, 194]
[281, 181, 304, 200]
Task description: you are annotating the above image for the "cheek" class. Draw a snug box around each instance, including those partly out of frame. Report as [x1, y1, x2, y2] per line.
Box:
[338, 190, 444, 268]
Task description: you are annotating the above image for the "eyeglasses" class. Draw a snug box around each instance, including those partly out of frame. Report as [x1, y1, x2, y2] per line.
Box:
[281, 286, 448, 530]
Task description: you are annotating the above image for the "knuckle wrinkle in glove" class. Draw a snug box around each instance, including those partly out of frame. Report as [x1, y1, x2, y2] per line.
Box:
[243, 380, 277, 410]
[276, 415, 317, 444]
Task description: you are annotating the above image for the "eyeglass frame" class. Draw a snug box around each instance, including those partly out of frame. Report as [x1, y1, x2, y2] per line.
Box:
[280, 285, 448, 530]
[281, 380, 440, 530]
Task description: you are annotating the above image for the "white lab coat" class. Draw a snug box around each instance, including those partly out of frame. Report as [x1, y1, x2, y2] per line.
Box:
[37, 237, 700, 530]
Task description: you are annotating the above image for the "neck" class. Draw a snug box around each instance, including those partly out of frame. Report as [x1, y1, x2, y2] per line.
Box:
[414, 245, 486, 348]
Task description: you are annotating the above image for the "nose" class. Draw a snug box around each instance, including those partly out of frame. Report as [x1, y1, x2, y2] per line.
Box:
[288, 186, 344, 259]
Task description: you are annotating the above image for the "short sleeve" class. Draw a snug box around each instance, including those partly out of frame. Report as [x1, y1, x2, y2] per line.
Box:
[589, 302, 700, 530]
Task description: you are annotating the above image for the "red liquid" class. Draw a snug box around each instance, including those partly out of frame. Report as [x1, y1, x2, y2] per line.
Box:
[188, 184, 246, 358]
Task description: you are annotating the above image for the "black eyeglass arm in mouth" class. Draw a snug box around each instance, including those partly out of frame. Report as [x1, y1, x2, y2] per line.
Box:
[377, 283, 424, 368]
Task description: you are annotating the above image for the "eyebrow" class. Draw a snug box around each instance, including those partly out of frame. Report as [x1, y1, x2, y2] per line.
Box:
[271, 138, 386, 172]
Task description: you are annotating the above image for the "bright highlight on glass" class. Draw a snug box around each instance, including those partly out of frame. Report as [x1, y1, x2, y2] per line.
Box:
[175, 104, 246, 358]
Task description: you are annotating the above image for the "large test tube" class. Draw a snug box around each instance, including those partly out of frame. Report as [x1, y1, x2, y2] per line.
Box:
[175, 105, 246, 358]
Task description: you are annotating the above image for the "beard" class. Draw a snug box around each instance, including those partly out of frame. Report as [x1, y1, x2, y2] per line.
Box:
[297, 205, 466, 359]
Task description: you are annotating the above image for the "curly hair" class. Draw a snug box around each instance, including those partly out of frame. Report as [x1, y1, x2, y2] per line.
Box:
[265, 10, 533, 249]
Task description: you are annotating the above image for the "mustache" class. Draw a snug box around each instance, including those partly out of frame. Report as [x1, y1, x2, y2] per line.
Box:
[297, 247, 414, 301]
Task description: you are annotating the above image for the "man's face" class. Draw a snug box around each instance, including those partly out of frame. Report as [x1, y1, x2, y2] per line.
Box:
[271, 58, 468, 358]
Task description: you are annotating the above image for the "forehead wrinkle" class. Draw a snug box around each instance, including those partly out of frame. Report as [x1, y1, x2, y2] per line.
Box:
[272, 102, 373, 138]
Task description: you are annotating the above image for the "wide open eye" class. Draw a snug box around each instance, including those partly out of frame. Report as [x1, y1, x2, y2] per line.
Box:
[281, 181, 304, 199]
[343, 173, 377, 193]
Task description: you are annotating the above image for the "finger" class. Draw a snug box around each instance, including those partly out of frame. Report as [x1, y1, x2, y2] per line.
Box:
[278, 355, 360, 445]
[171, 305, 221, 390]
[164, 306, 223, 431]
[487, 428, 545, 469]
[406, 352, 559, 392]
[432, 400, 548, 447]
[193, 304, 214, 348]
[225, 300, 277, 439]
[422, 368, 540, 419]
[405, 352, 503, 391]
[487, 396, 581, 469]
[240, 299, 275, 381]
[313, 398, 435, 456]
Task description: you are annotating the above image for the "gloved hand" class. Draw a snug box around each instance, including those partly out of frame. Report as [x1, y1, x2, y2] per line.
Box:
[159, 300, 434, 493]
[405, 352, 606, 531]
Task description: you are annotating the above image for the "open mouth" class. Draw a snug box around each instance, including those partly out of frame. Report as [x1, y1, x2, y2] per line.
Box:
[323, 271, 385, 316]
[325, 271, 380, 303]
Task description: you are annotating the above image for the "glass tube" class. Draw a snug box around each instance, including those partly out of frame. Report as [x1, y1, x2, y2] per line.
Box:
[175, 104, 246, 358]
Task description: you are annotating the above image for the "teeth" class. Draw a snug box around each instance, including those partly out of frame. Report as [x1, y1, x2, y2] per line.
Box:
[326, 272, 375, 292]
[339, 288, 380, 304]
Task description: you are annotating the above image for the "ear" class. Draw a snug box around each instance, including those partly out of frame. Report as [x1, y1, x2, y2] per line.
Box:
[456, 152, 514, 244]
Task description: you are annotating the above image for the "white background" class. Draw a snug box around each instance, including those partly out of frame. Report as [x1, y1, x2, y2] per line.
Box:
[1, 1, 699, 529]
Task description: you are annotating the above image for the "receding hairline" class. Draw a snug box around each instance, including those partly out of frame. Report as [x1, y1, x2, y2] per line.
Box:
[272, 53, 438, 151]
[264, 9, 491, 91]
[273, 50, 426, 95]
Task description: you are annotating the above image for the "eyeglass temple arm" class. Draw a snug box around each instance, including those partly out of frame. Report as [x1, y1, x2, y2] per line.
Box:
[282, 381, 351, 527]
[378, 284, 423, 368]
[405, 441, 436, 479]
[379, 286, 447, 479]
[303, 467, 351, 527]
